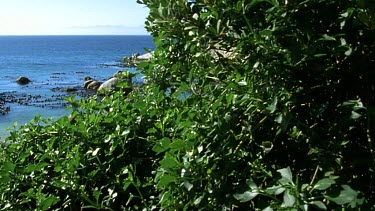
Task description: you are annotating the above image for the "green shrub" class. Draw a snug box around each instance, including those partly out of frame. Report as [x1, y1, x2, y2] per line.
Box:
[0, 0, 374, 210]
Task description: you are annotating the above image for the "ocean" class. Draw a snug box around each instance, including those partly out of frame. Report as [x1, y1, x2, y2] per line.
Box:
[0, 35, 154, 138]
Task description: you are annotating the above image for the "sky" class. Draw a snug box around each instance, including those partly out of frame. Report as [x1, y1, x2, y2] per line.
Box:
[0, 0, 149, 35]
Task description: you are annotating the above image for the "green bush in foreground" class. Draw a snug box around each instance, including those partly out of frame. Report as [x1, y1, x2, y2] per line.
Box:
[1, 0, 375, 210]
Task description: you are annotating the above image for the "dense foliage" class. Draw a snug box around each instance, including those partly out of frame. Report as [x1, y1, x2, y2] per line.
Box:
[1, 0, 375, 210]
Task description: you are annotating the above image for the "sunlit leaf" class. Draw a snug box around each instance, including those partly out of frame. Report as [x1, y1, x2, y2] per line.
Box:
[313, 178, 336, 191]
[277, 167, 293, 185]
[311, 201, 327, 210]
[282, 190, 296, 207]
[233, 191, 259, 202]
[266, 97, 278, 113]
[325, 185, 360, 205]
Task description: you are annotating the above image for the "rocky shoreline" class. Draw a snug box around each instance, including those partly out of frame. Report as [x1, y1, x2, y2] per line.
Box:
[0, 87, 95, 115]
[0, 71, 134, 116]
[0, 52, 150, 116]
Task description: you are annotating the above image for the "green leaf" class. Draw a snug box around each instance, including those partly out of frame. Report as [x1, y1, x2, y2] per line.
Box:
[93, 190, 101, 202]
[246, 178, 258, 190]
[123, 180, 132, 191]
[152, 144, 165, 153]
[147, 127, 158, 134]
[194, 196, 204, 206]
[282, 189, 296, 207]
[325, 185, 359, 205]
[234, 178, 259, 202]
[322, 34, 336, 41]
[266, 97, 278, 113]
[310, 201, 327, 210]
[54, 165, 62, 172]
[135, 60, 150, 69]
[3, 162, 16, 172]
[259, 29, 273, 37]
[183, 181, 193, 191]
[160, 137, 171, 149]
[169, 139, 185, 150]
[81, 205, 99, 209]
[345, 48, 352, 56]
[158, 4, 165, 18]
[265, 185, 285, 195]
[157, 175, 177, 188]
[216, 19, 222, 33]
[152, 137, 171, 153]
[159, 191, 171, 205]
[121, 129, 130, 136]
[350, 111, 362, 119]
[88, 170, 99, 178]
[233, 191, 259, 202]
[192, 13, 199, 20]
[358, 11, 370, 26]
[92, 148, 100, 156]
[34, 162, 49, 171]
[116, 80, 131, 88]
[41, 196, 60, 211]
[160, 157, 179, 169]
[314, 54, 327, 58]
[277, 167, 293, 185]
[0, 174, 11, 184]
[313, 178, 336, 191]
[238, 81, 247, 86]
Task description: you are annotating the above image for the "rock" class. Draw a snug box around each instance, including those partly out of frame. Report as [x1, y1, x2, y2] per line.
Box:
[113, 70, 124, 78]
[136, 52, 153, 60]
[16, 76, 31, 85]
[83, 78, 102, 91]
[83, 80, 94, 88]
[84, 76, 93, 81]
[0, 107, 10, 115]
[65, 88, 78, 92]
[87, 81, 102, 91]
[98, 77, 128, 92]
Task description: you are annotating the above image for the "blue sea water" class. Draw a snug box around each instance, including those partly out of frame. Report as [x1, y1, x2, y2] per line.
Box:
[0, 35, 154, 138]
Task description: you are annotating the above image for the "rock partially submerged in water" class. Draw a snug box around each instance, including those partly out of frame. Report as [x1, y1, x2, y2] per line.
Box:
[87, 81, 102, 90]
[0, 97, 10, 115]
[98, 78, 123, 91]
[0, 106, 10, 115]
[99, 71, 133, 92]
[0, 86, 96, 115]
[83, 71, 132, 92]
[136, 52, 153, 60]
[83, 79, 94, 88]
[16, 76, 31, 85]
[82, 77, 103, 91]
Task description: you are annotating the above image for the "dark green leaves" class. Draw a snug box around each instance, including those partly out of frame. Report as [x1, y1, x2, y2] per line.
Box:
[3, 162, 16, 172]
[157, 175, 177, 188]
[0, 0, 374, 210]
[40, 196, 60, 211]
